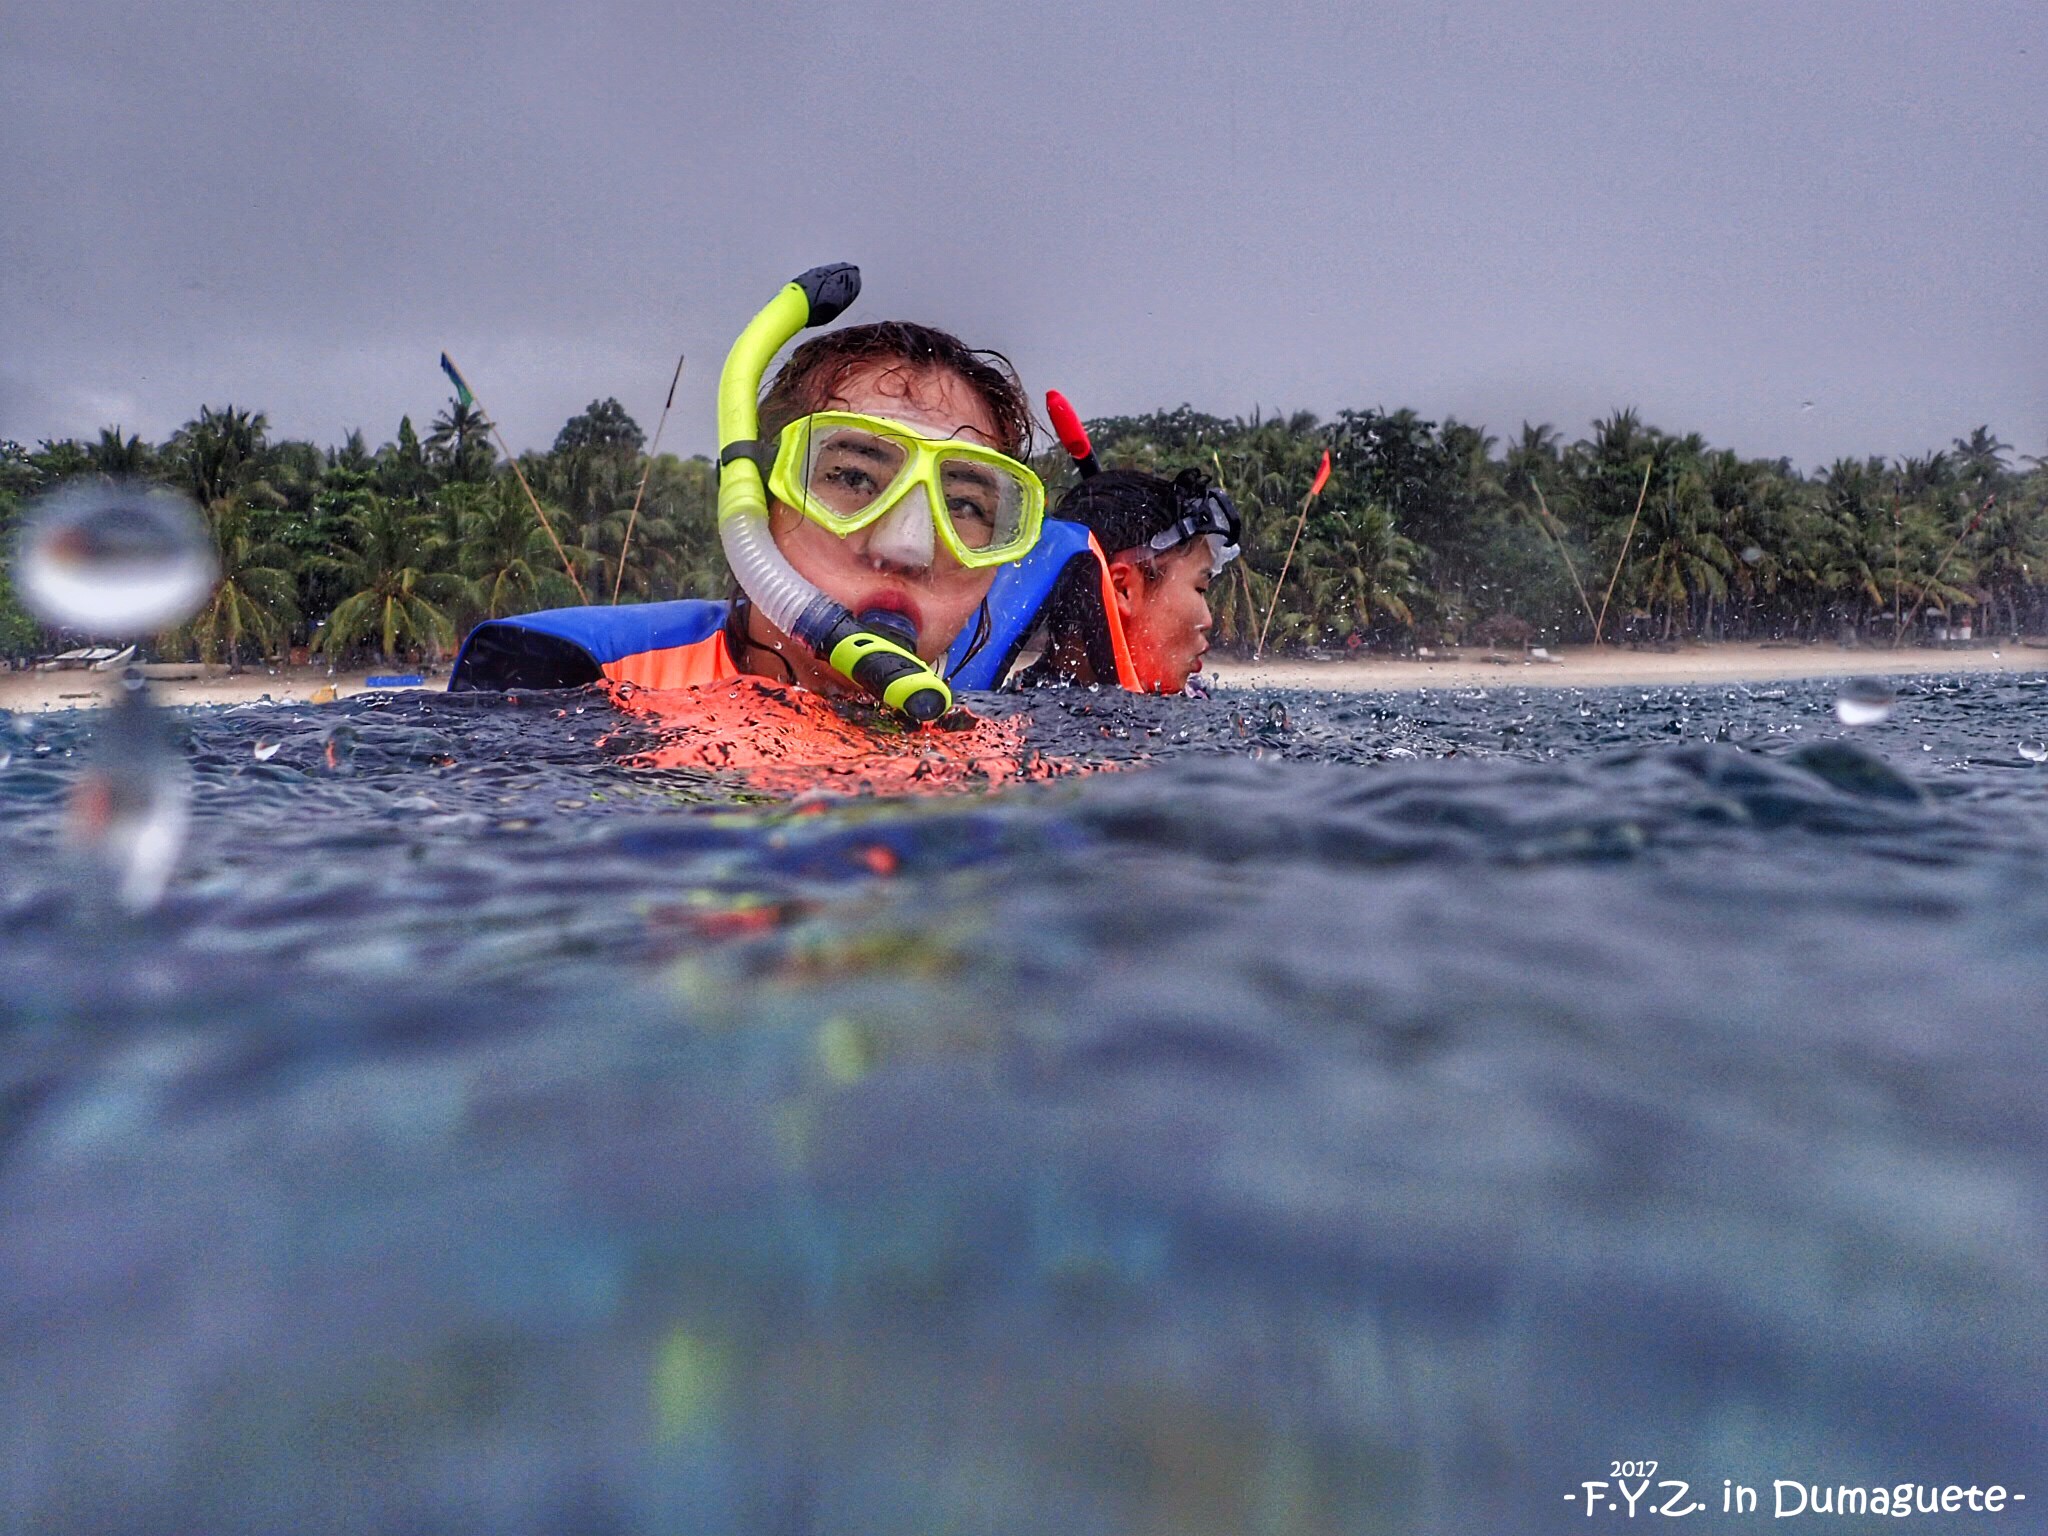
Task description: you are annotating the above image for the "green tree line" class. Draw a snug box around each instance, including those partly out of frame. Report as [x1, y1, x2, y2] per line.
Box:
[0, 398, 721, 667]
[2, 398, 2043, 666]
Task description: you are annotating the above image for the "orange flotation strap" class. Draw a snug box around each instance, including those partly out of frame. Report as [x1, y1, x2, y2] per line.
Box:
[1086, 533, 1144, 692]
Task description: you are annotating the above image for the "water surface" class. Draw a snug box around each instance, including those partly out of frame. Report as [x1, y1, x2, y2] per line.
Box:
[3, 675, 2044, 1533]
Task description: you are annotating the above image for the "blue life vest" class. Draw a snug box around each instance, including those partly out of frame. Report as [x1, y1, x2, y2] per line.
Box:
[449, 599, 733, 692]
[945, 518, 1099, 689]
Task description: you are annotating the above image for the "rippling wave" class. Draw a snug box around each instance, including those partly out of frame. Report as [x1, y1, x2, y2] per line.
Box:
[2, 674, 2044, 1533]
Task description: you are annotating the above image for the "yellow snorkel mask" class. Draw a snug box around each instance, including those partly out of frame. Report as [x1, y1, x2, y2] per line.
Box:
[771, 411, 1043, 568]
[715, 264, 1043, 723]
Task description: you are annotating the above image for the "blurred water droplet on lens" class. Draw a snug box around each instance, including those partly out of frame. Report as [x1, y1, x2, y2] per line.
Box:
[13, 481, 217, 636]
[1741, 545, 1764, 565]
[2018, 741, 2048, 763]
[1834, 680, 1896, 726]
[253, 741, 282, 762]
[67, 689, 190, 912]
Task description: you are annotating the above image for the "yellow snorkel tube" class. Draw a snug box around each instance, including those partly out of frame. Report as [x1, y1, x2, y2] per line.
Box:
[715, 264, 954, 723]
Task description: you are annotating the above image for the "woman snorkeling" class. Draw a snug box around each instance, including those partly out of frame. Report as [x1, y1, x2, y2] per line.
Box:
[1019, 467, 1239, 695]
[451, 265, 1044, 722]
[937, 394, 1242, 697]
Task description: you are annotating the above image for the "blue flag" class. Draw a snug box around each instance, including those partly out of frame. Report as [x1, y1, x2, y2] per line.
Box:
[439, 352, 475, 409]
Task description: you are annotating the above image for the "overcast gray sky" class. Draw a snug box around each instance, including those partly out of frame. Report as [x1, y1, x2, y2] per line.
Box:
[4, 1, 2042, 470]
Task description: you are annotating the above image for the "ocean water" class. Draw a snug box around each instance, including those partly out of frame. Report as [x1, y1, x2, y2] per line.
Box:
[2, 674, 2044, 1534]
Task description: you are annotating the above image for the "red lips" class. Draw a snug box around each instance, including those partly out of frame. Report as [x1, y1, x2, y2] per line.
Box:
[855, 588, 925, 636]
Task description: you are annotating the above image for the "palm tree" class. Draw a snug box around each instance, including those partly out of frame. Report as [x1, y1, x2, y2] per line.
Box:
[1206, 422, 1329, 648]
[428, 395, 496, 483]
[1895, 451, 1952, 497]
[1952, 426, 2012, 490]
[1967, 496, 2048, 636]
[170, 405, 278, 510]
[313, 496, 469, 663]
[175, 499, 298, 670]
[1812, 458, 1894, 633]
[374, 416, 434, 502]
[1502, 422, 1564, 505]
[328, 429, 375, 477]
[1701, 450, 1799, 637]
[1630, 468, 1733, 639]
[87, 427, 151, 477]
[457, 479, 579, 620]
[1304, 503, 1422, 636]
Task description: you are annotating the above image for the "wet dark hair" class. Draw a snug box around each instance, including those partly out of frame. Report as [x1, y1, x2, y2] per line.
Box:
[1053, 467, 1217, 569]
[758, 321, 1034, 456]
[1017, 467, 1224, 687]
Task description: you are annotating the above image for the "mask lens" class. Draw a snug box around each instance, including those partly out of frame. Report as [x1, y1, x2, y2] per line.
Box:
[936, 452, 1029, 555]
[803, 425, 909, 523]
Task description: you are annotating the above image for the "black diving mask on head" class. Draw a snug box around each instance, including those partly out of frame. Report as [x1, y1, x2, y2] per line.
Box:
[1147, 484, 1242, 575]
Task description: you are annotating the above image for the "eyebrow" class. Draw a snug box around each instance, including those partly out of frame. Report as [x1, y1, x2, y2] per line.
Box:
[941, 463, 1000, 491]
[823, 435, 898, 463]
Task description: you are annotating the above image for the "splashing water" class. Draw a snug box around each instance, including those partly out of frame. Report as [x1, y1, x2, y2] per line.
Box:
[611, 676, 1096, 794]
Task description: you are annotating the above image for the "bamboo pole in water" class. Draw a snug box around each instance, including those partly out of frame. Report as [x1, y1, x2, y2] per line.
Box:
[1532, 483, 1599, 635]
[1926, 493, 1991, 603]
[1594, 458, 1654, 646]
[446, 355, 587, 605]
[613, 352, 685, 604]
[1256, 451, 1331, 660]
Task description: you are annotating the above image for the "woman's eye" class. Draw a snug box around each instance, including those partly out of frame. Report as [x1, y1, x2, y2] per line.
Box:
[825, 466, 878, 493]
[947, 497, 995, 524]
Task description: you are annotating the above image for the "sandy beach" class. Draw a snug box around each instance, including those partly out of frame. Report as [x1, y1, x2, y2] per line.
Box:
[0, 665, 415, 714]
[1216, 640, 2048, 693]
[2, 641, 2044, 714]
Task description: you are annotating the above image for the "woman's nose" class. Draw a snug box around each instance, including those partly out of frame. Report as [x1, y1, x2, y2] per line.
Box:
[861, 486, 936, 572]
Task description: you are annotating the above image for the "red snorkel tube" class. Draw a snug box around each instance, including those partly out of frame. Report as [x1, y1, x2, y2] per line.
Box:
[1045, 390, 1101, 479]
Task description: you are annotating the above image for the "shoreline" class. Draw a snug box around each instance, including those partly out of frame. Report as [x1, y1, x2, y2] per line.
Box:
[1, 641, 2043, 714]
[1214, 640, 2048, 693]
[0, 666, 415, 714]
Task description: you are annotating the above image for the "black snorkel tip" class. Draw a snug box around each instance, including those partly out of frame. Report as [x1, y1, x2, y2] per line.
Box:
[794, 264, 861, 326]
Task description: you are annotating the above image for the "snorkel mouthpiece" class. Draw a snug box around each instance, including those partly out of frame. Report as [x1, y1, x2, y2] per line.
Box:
[857, 607, 920, 652]
[824, 612, 948, 723]
[715, 263, 954, 723]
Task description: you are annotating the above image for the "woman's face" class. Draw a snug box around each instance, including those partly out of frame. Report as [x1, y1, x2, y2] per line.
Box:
[762, 360, 1004, 689]
[1112, 541, 1215, 694]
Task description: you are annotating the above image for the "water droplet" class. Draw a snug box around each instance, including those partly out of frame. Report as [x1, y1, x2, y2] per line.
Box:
[252, 741, 281, 761]
[2019, 741, 2048, 763]
[1741, 545, 1764, 565]
[64, 688, 190, 912]
[12, 481, 217, 636]
[1834, 680, 1896, 726]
